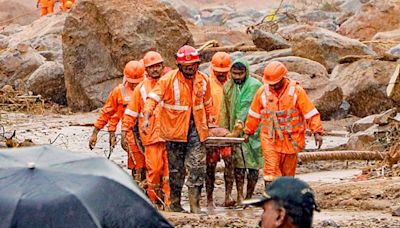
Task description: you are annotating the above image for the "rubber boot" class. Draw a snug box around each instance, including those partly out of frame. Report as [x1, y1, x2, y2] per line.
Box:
[206, 163, 217, 209]
[188, 187, 202, 214]
[169, 189, 185, 212]
[245, 169, 259, 199]
[224, 156, 236, 207]
[235, 168, 245, 204]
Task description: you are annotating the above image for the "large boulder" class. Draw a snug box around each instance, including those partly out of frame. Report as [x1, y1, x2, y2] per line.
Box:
[291, 27, 376, 72]
[388, 44, 400, 57]
[250, 29, 291, 51]
[331, 59, 399, 117]
[63, 0, 193, 111]
[338, 1, 400, 41]
[7, 13, 66, 63]
[0, 0, 39, 26]
[26, 61, 66, 105]
[188, 24, 252, 46]
[0, 44, 45, 90]
[373, 29, 400, 41]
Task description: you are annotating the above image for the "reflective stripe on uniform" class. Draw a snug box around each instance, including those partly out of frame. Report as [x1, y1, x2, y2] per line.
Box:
[202, 80, 207, 96]
[173, 79, 180, 105]
[204, 98, 212, 106]
[193, 103, 204, 111]
[288, 84, 295, 96]
[140, 85, 147, 103]
[148, 92, 161, 102]
[304, 108, 319, 119]
[163, 103, 189, 111]
[293, 94, 298, 105]
[248, 109, 261, 119]
[125, 109, 139, 117]
[261, 93, 267, 108]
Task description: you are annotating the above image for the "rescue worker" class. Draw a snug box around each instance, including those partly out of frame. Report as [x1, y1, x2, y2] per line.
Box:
[122, 51, 171, 209]
[60, 0, 74, 12]
[244, 61, 324, 186]
[142, 45, 213, 213]
[220, 59, 264, 205]
[89, 60, 146, 181]
[206, 52, 236, 208]
[36, 0, 55, 16]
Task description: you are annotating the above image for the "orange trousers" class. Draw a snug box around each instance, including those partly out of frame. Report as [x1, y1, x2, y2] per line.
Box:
[262, 149, 297, 181]
[127, 131, 145, 170]
[41, 6, 54, 16]
[145, 142, 171, 206]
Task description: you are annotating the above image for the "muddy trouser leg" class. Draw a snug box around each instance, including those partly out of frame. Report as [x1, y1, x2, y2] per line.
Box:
[235, 168, 245, 204]
[246, 169, 259, 199]
[205, 156, 217, 207]
[166, 141, 186, 212]
[186, 121, 206, 214]
[223, 155, 235, 206]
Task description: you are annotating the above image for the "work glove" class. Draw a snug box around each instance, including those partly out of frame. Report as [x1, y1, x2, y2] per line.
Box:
[243, 134, 250, 143]
[121, 131, 129, 152]
[109, 131, 116, 149]
[314, 132, 323, 150]
[36, 3, 39, 8]
[226, 120, 244, 137]
[89, 128, 100, 150]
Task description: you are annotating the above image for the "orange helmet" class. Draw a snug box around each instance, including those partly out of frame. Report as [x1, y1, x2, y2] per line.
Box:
[123, 60, 145, 83]
[65, 1, 73, 9]
[143, 51, 164, 67]
[211, 52, 231, 72]
[263, 61, 288, 85]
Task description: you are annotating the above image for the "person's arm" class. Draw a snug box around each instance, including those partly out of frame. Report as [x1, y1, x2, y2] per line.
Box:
[219, 87, 230, 130]
[142, 77, 167, 133]
[244, 88, 263, 136]
[203, 78, 213, 124]
[296, 86, 324, 148]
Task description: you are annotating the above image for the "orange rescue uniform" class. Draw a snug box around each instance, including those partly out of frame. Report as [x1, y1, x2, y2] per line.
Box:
[208, 70, 231, 163]
[143, 69, 213, 143]
[244, 79, 323, 181]
[122, 78, 170, 205]
[37, 0, 55, 16]
[94, 83, 145, 170]
[60, 0, 75, 12]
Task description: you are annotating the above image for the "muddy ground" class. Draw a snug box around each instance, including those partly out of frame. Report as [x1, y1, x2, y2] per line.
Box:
[1, 110, 400, 227]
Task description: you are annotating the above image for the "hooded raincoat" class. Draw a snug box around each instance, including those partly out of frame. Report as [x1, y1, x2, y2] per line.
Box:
[220, 59, 264, 169]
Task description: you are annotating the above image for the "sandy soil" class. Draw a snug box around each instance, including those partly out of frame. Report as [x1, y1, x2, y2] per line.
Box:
[1, 110, 399, 227]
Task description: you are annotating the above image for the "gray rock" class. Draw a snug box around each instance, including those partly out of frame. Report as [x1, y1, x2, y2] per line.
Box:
[63, 0, 193, 111]
[250, 29, 291, 51]
[27, 61, 66, 105]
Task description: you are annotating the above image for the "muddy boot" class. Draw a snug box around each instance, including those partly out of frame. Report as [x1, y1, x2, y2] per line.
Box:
[188, 187, 202, 214]
[169, 189, 185, 212]
[206, 163, 217, 209]
[224, 156, 236, 207]
[235, 168, 245, 204]
[245, 169, 259, 199]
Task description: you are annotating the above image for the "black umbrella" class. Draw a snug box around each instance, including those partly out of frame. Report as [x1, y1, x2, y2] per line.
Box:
[0, 145, 172, 228]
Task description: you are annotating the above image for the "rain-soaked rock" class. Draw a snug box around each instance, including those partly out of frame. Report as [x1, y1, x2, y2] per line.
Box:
[189, 24, 252, 46]
[346, 124, 378, 151]
[291, 27, 376, 72]
[0, 45, 45, 89]
[313, 84, 344, 121]
[387, 64, 400, 102]
[62, 0, 193, 111]
[0, 0, 39, 26]
[26, 61, 66, 105]
[388, 44, 400, 57]
[331, 59, 398, 117]
[250, 29, 291, 51]
[373, 29, 400, 41]
[338, 0, 400, 41]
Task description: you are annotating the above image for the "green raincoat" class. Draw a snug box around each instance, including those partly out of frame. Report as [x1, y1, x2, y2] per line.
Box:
[220, 59, 264, 170]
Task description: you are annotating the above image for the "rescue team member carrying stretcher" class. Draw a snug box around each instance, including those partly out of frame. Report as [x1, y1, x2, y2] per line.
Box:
[89, 61, 146, 181]
[244, 61, 324, 186]
[121, 51, 171, 210]
[142, 45, 213, 214]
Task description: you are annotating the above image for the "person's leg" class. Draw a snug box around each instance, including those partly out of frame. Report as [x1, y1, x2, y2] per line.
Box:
[234, 168, 245, 204]
[206, 148, 218, 208]
[144, 143, 163, 205]
[221, 147, 235, 207]
[160, 143, 171, 208]
[166, 141, 186, 212]
[245, 169, 259, 199]
[127, 132, 146, 182]
[281, 153, 298, 177]
[185, 121, 206, 214]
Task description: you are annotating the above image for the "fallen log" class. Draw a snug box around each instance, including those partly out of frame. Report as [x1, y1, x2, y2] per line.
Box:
[298, 150, 385, 163]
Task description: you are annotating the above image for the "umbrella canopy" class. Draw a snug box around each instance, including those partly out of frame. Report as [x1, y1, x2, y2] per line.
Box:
[0, 145, 172, 228]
